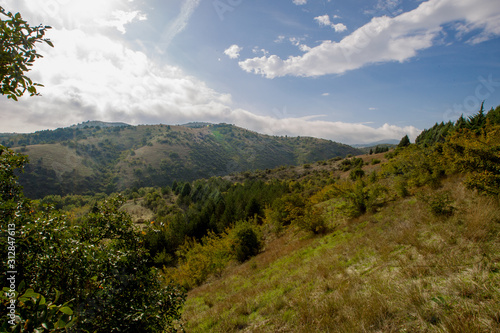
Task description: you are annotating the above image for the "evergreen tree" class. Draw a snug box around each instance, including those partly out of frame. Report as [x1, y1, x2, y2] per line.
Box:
[398, 135, 410, 148]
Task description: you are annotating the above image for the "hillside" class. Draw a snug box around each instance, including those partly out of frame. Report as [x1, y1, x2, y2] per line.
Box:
[1, 122, 360, 198]
[1, 106, 499, 332]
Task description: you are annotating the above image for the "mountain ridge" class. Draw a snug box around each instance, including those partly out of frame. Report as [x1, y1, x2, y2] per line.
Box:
[2, 122, 362, 198]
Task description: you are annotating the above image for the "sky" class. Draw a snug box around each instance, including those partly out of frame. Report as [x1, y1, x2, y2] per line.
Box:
[1, 0, 499, 144]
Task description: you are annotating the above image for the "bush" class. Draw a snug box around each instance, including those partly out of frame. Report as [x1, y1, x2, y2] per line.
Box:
[296, 205, 327, 234]
[330, 180, 388, 217]
[233, 222, 262, 262]
[427, 192, 454, 217]
[169, 231, 234, 289]
[349, 167, 365, 181]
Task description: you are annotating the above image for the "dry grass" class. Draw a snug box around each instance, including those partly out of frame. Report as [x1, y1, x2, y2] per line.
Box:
[119, 200, 154, 225]
[181, 177, 500, 332]
[21, 144, 93, 179]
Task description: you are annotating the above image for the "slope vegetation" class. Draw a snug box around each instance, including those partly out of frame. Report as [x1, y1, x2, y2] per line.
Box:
[1, 123, 360, 198]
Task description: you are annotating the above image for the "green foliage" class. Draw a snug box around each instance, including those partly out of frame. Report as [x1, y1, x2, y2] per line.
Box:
[0, 146, 186, 332]
[425, 192, 455, 217]
[349, 167, 365, 181]
[444, 121, 500, 196]
[232, 221, 262, 262]
[168, 231, 235, 289]
[269, 193, 306, 226]
[398, 134, 410, 148]
[339, 157, 363, 172]
[374, 145, 389, 154]
[415, 121, 455, 146]
[0, 287, 76, 332]
[295, 205, 327, 234]
[329, 180, 388, 217]
[381, 145, 443, 189]
[4, 123, 360, 198]
[416, 104, 500, 147]
[0, 7, 53, 100]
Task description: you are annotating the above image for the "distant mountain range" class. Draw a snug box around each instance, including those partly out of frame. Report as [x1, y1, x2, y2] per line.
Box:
[1, 122, 361, 198]
[351, 139, 400, 148]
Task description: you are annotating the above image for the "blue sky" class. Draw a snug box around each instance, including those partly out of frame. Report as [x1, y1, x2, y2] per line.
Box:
[1, 0, 499, 144]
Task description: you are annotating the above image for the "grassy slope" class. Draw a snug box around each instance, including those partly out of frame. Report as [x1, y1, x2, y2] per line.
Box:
[182, 176, 500, 332]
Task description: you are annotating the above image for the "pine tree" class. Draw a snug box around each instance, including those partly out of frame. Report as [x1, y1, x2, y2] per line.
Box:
[398, 135, 410, 148]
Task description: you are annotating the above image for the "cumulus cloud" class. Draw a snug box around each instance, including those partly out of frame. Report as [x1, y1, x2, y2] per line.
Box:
[239, 0, 500, 78]
[0, 28, 232, 131]
[293, 0, 307, 5]
[215, 109, 421, 144]
[224, 44, 243, 59]
[314, 14, 347, 32]
[0, 0, 226, 132]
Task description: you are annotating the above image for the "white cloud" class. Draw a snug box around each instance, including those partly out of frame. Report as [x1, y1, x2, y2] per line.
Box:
[239, 0, 500, 78]
[314, 14, 347, 32]
[162, 0, 201, 50]
[275, 35, 286, 43]
[314, 14, 332, 27]
[293, 0, 307, 5]
[252, 47, 269, 56]
[224, 44, 243, 59]
[0, 28, 232, 131]
[98, 10, 147, 34]
[215, 109, 421, 144]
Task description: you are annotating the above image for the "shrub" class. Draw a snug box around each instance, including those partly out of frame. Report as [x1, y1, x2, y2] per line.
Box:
[329, 180, 388, 217]
[169, 231, 234, 289]
[426, 192, 454, 217]
[394, 177, 410, 198]
[232, 222, 262, 262]
[349, 167, 365, 181]
[295, 205, 327, 234]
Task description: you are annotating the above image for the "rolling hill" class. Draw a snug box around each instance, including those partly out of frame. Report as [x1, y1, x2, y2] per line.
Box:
[1, 122, 361, 198]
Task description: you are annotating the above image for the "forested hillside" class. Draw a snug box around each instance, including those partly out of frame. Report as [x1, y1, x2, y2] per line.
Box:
[1, 123, 360, 198]
[1, 105, 499, 332]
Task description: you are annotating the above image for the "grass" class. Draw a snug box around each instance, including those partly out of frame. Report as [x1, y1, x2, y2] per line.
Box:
[119, 200, 154, 225]
[181, 177, 500, 332]
[20, 143, 93, 178]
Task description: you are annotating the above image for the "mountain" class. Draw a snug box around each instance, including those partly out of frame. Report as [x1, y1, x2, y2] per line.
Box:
[2, 122, 361, 198]
[352, 140, 399, 148]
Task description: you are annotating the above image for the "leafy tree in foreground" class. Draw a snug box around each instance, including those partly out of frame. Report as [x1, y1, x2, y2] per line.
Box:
[0, 6, 53, 100]
[0, 145, 186, 332]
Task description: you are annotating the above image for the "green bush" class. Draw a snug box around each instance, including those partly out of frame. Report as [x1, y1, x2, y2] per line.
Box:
[233, 222, 262, 262]
[427, 192, 454, 217]
[349, 167, 365, 181]
[295, 206, 327, 234]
